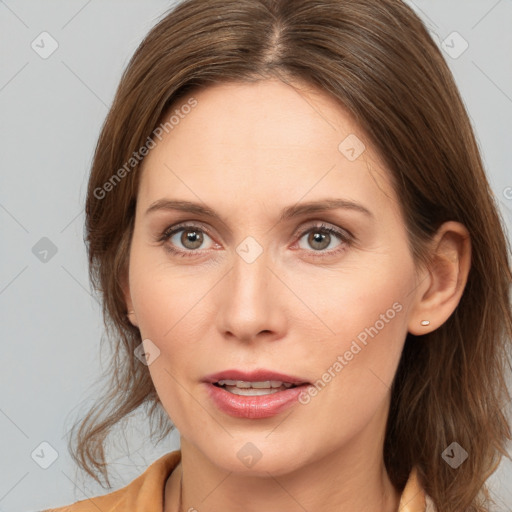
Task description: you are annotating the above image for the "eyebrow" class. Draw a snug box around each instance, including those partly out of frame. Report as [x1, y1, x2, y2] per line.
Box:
[145, 198, 373, 222]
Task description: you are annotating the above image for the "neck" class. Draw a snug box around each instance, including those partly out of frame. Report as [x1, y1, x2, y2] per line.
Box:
[173, 461, 399, 512]
[165, 417, 400, 512]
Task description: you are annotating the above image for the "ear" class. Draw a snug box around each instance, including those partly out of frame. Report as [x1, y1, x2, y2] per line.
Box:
[120, 267, 139, 328]
[407, 221, 471, 335]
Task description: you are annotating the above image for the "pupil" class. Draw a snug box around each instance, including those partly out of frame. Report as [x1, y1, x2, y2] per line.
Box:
[310, 231, 329, 250]
[182, 230, 203, 249]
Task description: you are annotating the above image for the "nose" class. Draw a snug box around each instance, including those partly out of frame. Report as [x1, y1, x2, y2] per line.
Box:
[215, 246, 287, 344]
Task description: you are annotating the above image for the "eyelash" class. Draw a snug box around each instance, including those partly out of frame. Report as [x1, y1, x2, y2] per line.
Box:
[156, 221, 352, 259]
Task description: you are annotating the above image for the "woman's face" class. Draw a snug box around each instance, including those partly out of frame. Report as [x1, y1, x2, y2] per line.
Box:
[124, 78, 422, 475]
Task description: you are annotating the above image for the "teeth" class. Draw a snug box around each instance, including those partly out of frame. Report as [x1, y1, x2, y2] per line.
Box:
[216, 380, 296, 389]
[228, 387, 281, 396]
[251, 381, 271, 388]
[215, 380, 299, 396]
[218, 379, 237, 386]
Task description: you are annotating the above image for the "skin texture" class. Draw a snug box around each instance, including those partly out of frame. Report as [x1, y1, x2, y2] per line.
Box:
[122, 78, 471, 512]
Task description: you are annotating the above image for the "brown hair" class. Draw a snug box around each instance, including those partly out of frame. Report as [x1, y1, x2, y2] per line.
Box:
[69, 1, 512, 510]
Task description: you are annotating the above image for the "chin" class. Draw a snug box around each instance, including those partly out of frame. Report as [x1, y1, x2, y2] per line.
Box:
[197, 437, 313, 477]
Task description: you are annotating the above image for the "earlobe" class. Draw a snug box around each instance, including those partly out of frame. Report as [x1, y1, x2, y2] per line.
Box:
[127, 310, 139, 327]
[407, 221, 471, 336]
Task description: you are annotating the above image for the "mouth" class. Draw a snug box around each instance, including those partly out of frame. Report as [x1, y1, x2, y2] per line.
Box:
[203, 369, 311, 419]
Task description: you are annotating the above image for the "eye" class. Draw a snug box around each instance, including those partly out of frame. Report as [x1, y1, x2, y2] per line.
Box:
[294, 222, 351, 257]
[158, 223, 216, 257]
[157, 221, 352, 259]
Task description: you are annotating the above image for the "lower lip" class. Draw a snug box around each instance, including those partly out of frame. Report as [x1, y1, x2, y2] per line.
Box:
[205, 383, 308, 419]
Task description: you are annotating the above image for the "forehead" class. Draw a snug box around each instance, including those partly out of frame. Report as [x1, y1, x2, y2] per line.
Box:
[154, 79, 364, 159]
[137, 79, 400, 223]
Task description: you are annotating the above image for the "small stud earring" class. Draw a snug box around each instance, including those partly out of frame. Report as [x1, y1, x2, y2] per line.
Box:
[127, 310, 135, 316]
[420, 320, 430, 326]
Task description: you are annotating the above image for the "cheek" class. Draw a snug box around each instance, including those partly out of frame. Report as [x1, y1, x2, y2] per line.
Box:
[127, 244, 220, 425]
[287, 257, 414, 413]
[289, 254, 413, 349]
[128, 237, 208, 340]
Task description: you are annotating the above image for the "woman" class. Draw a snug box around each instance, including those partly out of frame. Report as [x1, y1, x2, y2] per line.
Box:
[43, 0, 512, 511]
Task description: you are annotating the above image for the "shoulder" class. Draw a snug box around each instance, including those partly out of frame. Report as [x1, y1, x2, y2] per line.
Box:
[41, 450, 181, 512]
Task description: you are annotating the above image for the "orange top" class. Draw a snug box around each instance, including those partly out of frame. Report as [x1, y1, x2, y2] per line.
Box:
[42, 450, 436, 511]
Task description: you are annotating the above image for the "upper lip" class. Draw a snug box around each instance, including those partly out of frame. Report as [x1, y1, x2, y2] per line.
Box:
[203, 369, 309, 385]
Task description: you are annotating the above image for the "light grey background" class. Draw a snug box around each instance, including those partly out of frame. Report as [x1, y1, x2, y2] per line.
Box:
[1, 1, 511, 510]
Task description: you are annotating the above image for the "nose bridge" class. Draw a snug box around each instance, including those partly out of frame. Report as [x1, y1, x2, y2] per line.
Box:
[217, 239, 281, 340]
[238, 246, 269, 292]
